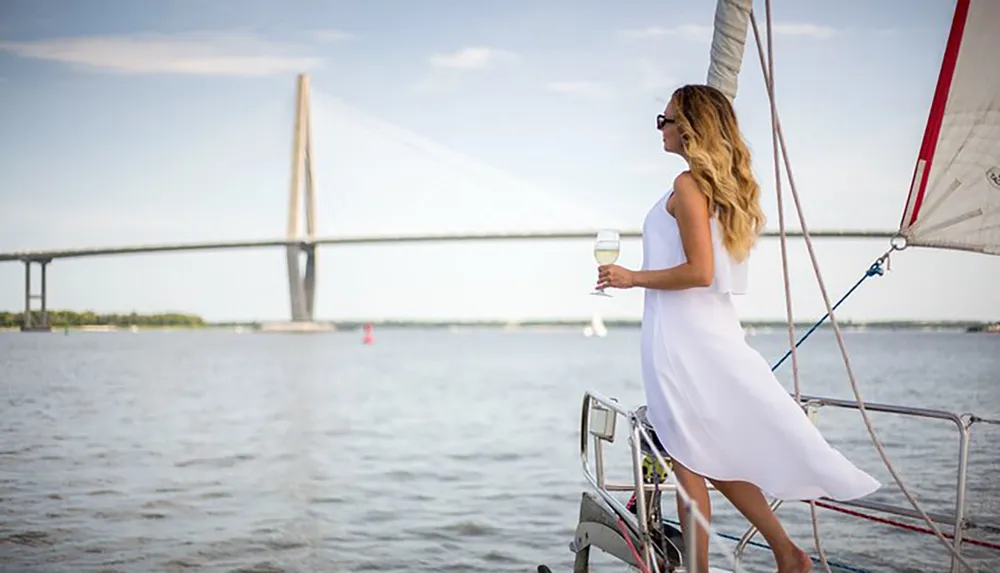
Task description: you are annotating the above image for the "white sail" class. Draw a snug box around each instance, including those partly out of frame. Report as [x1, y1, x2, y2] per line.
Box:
[591, 311, 607, 337]
[706, 0, 753, 101]
[899, 0, 1000, 256]
[582, 310, 608, 338]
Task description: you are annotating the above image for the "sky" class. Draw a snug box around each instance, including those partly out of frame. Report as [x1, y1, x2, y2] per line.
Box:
[0, 0, 997, 323]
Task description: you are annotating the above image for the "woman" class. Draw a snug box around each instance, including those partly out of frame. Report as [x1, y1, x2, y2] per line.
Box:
[596, 84, 880, 573]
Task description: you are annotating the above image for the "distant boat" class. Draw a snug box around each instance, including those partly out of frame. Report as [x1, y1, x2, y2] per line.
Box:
[582, 311, 608, 338]
[967, 322, 1000, 333]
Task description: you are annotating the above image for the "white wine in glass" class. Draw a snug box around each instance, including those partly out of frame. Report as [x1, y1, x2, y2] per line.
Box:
[591, 229, 620, 297]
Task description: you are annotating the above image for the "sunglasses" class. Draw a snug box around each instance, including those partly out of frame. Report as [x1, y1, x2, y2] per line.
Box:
[656, 114, 675, 130]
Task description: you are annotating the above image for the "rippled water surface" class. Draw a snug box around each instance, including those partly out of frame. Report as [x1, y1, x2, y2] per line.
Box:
[1, 328, 998, 573]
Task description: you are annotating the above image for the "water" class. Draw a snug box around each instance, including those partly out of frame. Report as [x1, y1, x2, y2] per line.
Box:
[1, 328, 998, 573]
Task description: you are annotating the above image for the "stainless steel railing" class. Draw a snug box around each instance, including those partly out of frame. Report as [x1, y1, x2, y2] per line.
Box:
[579, 390, 744, 573]
[577, 389, 991, 573]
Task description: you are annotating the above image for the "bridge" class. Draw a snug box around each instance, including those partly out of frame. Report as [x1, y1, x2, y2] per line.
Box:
[0, 74, 894, 332]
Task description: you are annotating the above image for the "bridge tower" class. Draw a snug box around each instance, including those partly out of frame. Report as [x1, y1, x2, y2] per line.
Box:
[286, 73, 318, 323]
[260, 74, 330, 331]
[259, 73, 331, 332]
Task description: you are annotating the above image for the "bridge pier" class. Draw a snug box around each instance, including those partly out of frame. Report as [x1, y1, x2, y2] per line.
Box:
[303, 245, 316, 319]
[21, 259, 52, 332]
[285, 244, 317, 321]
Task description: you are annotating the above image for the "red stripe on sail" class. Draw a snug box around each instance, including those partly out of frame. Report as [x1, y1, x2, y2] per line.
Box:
[901, 0, 971, 229]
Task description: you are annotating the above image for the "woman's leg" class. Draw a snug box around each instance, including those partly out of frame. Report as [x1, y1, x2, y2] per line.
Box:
[707, 478, 812, 573]
[672, 463, 711, 573]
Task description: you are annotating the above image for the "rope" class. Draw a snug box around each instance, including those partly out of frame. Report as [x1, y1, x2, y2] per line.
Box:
[760, 2, 832, 571]
[617, 517, 653, 573]
[748, 5, 978, 572]
[764, 0, 801, 400]
[812, 501, 1000, 551]
[661, 517, 876, 573]
[770, 254, 889, 372]
[970, 415, 1000, 426]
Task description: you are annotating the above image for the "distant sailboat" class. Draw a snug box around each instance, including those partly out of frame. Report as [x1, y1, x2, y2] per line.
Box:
[583, 311, 608, 338]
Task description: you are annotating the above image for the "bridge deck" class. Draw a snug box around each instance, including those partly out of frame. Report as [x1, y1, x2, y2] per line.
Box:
[0, 229, 895, 262]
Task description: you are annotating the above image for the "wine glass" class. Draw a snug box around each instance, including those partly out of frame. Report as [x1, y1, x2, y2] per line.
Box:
[590, 229, 620, 297]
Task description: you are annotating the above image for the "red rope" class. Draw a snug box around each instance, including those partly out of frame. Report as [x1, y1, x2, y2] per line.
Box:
[812, 500, 1000, 551]
[616, 516, 652, 573]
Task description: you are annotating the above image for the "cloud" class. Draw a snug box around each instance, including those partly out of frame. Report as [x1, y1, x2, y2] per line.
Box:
[620, 21, 836, 42]
[428, 46, 516, 70]
[620, 24, 712, 41]
[0, 32, 323, 77]
[311, 29, 352, 43]
[411, 46, 516, 94]
[770, 23, 837, 39]
[546, 81, 613, 101]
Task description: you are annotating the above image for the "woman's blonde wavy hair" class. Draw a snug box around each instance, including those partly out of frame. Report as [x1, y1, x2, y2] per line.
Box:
[671, 84, 766, 262]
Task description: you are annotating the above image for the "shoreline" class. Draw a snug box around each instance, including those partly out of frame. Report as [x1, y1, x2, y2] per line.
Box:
[2, 319, 997, 333]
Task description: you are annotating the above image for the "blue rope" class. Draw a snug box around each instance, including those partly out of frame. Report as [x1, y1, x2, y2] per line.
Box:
[770, 258, 886, 373]
[661, 518, 876, 573]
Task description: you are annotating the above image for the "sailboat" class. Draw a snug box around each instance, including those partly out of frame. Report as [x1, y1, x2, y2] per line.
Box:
[583, 310, 609, 338]
[540, 1, 999, 572]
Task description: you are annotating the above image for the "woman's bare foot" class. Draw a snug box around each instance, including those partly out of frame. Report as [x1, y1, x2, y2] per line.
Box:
[775, 546, 812, 573]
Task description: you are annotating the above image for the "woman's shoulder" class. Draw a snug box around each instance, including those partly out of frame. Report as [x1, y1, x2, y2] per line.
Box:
[671, 171, 708, 209]
[672, 170, 694, 190]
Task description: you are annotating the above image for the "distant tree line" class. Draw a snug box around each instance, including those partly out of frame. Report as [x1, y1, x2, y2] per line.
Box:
[0, 310, 206, 328]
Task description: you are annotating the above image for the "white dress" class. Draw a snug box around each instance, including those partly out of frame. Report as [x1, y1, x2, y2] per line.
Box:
[639, 188, 881, 501]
